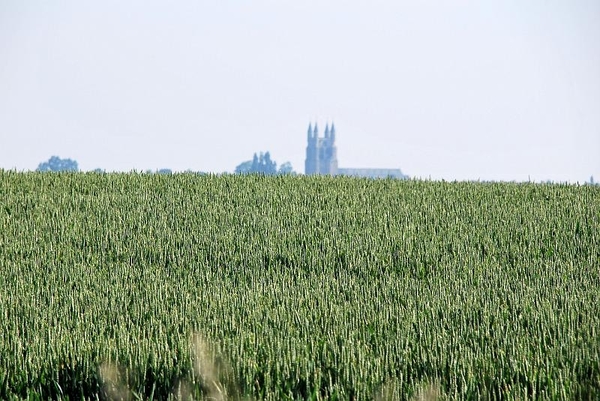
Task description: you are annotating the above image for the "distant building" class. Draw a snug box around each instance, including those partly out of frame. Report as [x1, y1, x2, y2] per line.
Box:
[337, 168, 406, 179]
[304, 122, 407, 179]
[305, 123, 339, 175]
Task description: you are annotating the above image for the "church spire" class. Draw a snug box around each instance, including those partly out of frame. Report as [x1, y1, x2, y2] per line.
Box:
[330, 122, 336, 142]
[324, 123, 330, 138]
[307, 123, 313, 139]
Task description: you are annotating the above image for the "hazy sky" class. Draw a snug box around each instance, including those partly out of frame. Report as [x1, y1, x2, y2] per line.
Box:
[1, 0, 599, 182]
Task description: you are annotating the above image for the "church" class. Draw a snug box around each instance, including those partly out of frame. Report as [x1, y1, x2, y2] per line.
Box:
[304, 122, 407, 179]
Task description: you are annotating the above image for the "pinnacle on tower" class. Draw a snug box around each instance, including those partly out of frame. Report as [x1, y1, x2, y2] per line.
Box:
[307, 123, 313, 139]
[324, 123, 330, 138]
[330, 123, 336, 141]
[313, 123, 318, 137]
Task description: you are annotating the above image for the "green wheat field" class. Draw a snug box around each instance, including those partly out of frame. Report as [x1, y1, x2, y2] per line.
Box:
[0, 171, 599, 400]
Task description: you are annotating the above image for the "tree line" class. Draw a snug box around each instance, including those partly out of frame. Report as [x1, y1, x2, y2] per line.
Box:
[35, 153, 296, 175]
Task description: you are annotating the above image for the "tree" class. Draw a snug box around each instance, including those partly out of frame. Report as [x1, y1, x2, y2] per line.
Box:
[278, 162, 295, 175]
[36, 156, 78, 172]
[259, 152, 277, 175]
[235, 160, 253, 174]
[236, 151, 281, 175]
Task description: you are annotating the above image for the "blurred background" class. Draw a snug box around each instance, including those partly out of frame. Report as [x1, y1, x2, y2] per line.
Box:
[1, 0, 598, 182]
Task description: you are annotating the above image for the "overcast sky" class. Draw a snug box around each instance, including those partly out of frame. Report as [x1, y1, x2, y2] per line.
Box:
[1, 0, 598, 182]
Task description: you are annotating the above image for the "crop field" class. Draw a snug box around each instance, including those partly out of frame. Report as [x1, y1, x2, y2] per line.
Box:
[0, 171, 599, 400]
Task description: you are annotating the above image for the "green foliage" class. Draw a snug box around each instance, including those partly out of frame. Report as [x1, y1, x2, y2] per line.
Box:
[36, 156, 79, 172]
[0, 171, 598, 400]
[235, 152, 295, 175]
[278, 162, 295, 175]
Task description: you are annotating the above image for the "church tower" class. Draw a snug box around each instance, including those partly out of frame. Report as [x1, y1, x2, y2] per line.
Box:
[305, 123, 319, 175]
[305, 122, 338, 175]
